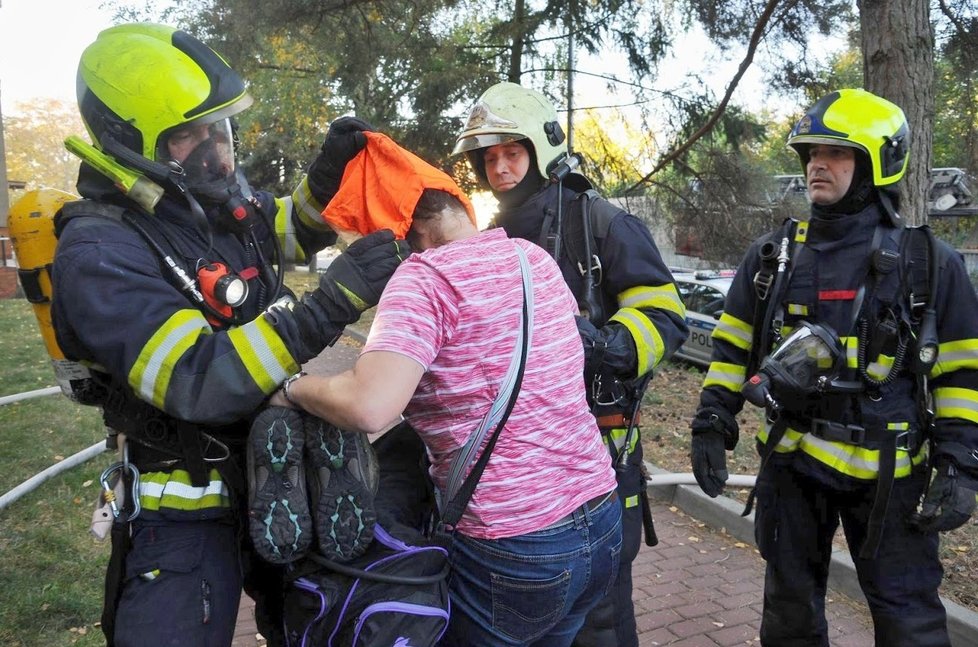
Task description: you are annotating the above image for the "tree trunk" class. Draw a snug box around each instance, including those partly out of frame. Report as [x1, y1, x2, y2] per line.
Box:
[507, 0, 527, 83]
[858, 0, 934, 226]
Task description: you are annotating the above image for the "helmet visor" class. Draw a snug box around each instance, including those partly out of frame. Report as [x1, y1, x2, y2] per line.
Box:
[158, 118, 237, 184]
[452, 132, 527, 156]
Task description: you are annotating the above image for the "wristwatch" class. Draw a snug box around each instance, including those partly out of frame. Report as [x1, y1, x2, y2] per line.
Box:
[282, 371, 307, 407]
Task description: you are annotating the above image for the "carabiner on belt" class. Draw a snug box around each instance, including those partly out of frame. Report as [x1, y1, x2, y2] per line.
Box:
[99, 461, 141, 521]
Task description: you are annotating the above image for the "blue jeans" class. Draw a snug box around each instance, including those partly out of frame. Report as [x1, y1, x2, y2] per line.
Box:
[440, 492, 623, 647]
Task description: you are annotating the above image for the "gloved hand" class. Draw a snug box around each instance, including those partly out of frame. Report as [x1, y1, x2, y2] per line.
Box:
[576, 316, 636, 378]
[311, 228, 410, 322]
[910, 462, 978, 533]
[690, 406, 739, 498]
[306, 116, 375, 205]
[284, 230, 410, 362]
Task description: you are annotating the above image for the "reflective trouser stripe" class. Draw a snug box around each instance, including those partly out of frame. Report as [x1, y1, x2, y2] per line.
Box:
[138, 469, 230, 512]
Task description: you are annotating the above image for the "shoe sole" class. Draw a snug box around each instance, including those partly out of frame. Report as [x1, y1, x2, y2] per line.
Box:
[247, 407, 312, 564]
[305, 417, 378, 562]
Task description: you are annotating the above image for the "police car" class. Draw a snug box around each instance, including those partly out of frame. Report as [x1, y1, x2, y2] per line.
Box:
[671, 269, 735, 367]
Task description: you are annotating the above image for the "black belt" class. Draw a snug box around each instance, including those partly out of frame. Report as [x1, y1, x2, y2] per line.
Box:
[542, 491, 617, 530]
[804, 417, 919, 452]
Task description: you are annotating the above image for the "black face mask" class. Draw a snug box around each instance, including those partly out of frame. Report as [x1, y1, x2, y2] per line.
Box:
[187, 167, 262, 234]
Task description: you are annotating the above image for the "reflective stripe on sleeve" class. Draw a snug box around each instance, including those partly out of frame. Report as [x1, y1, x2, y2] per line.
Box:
[227, 315, 299, 392]
[713, 313, 752, 351]
[618, 284, 685, 319]
[130, 309, 212, 409]
[610, 307, 664, 375]
[290, 177, 331, 233]
[703, 361, 746, 392]
[934, 386, 978, 424]
[932, 339, 978, 378]
[274, 196, 302, 264]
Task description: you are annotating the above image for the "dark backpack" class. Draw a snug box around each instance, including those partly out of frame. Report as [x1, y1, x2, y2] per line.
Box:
[283, 523, 450, 647]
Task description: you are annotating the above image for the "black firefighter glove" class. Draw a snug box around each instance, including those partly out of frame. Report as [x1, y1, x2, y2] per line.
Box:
[690, 406, 739, 498]
[910, 461, 978, 533]
[576, 316, 636, 379]
[287, 229, 410, 362]
[306, 116, 375, 205]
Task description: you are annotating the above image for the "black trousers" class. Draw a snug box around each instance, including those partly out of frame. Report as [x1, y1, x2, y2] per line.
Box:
[572, 440, 643, 647]
[754, 461, 950, 647]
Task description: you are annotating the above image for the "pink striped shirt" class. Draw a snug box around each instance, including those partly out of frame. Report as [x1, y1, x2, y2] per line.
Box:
[363, 228, 617, 539]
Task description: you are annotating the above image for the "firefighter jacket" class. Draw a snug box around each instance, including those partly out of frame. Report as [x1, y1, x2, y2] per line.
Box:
[51, 169, 336, 518]
[493, 181, 687, 428]
[698, 202, 978, 489]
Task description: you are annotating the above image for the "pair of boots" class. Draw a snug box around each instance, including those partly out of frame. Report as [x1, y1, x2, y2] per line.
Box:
[247, 406, 380, 564]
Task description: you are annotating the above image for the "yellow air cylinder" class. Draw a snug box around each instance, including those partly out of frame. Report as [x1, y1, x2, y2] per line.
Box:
[8, 188, 100, 403]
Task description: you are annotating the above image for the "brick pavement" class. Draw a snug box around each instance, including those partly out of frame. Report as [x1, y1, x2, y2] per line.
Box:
[231, 338, 875, 645]
[231, 498, 875, 647]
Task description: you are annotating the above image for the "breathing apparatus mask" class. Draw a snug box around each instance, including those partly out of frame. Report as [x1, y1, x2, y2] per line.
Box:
[158, 118, 262, 234]
[741, 321, 862, 411]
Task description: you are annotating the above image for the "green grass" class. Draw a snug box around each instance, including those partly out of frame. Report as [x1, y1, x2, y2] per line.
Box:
[0, 299, 109, 646]
[0, 271, 329, 645]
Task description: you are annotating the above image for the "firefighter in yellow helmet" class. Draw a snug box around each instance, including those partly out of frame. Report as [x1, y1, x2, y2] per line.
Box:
[453, 81, 688, 647]
[691, 88, 978, 646]
[52, 23, 408, 646]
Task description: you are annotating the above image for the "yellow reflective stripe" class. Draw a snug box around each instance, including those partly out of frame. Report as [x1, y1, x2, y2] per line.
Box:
[624, 495, 639, 509]
[130, 310, 211, 409]
[794, 221, 808, 244]
[757, 422, 924, 479]
[274, 196, 303, 264]
[787, 304, 808, 315]
[843, 337, 859, 368]
[933, 339, 978, 378]
[290, 176, 330, 232]
[713, 313, 752, 351]
[138, 469, 230, 512]
[839, 337, 893, 379]
[618, 284, 685, 319]
[934, 387, 978, 424]
[602, 426, 640, 453]
[227, 316, 299, 392]
[704, 361, 746, 392]
[610, 307, 664, 374]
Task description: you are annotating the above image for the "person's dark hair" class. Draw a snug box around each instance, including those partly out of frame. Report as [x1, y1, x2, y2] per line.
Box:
[412, 189, 467, 221]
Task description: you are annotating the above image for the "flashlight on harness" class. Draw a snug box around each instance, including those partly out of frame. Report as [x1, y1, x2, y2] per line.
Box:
[198, 262, 249, 324]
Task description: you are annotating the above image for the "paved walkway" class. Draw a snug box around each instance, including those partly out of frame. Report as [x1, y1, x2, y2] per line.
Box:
[232, 338, 876, 646]
[231, 497, 874, 646]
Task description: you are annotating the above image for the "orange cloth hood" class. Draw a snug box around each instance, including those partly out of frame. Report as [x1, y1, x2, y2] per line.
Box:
[322, 131, 476, 239]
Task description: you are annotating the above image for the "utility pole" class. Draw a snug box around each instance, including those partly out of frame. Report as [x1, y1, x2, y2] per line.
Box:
[565, 0, 575, 153]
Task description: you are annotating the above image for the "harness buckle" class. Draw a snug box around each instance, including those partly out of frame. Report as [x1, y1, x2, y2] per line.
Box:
[753, 269, 774, 301]
[810, 418, 866, 445]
